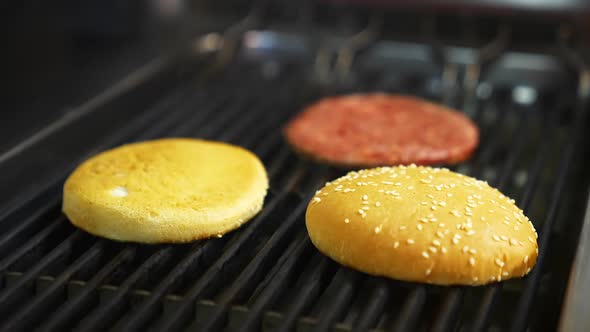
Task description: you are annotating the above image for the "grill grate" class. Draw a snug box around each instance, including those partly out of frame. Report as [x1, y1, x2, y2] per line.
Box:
[1, 25, 590, 332]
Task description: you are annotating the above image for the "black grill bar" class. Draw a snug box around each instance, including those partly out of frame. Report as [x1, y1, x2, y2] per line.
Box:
[469, 103, 556, 331]
[198, 200, 313, 331]
[39, 248, 137, 332]
[0, 231, 84, 317]
[311, 268, 362, 332]
[111, 241, 216, 331]
[74, 247, 176, 331]
[353, 279, 389, 331]
[0, 241, 107, 331]
[153, 173, 328, 331]
[0, 197, 60, 254]
[274, 255, 334, 332]
[239, 234, 311, 332]
[0, 217, 69, 273]
[391, 286, 427, 332]
[429, 95, 524, 332]
[510, 97, 589, 332]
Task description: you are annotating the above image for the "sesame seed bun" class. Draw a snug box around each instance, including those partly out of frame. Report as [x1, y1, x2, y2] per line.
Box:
[63, 138, 268, 243]
[305, 165, 538, 285]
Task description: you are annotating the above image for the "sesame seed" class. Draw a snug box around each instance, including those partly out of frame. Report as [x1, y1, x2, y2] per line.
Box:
[436, 231, 444, 238]
[433, 239, 441, 246]
[503, 220, 510, 225]
[344, 218, 350, 224]
[469, 249, 477, 254]
[374, 226, 382, 234]
[381, 181, 393, 185]
[313, 197, 321, 203]
[469, 257, 476, 266]
[500, 235, 508, 241]
[493, 235, 501, 242]
[407, 239, 415, 245]
[431, 205, 437, 211]
[465, 212, 473, 216]
[528, 236, 535, 243]
[427, 194, 434, 199]
[430, 217, 438, 222]
[524, 255, 529, 264]
[441, 247, 448, 254]
[454, 234, 462, 240]
[429, 247, 438, 254]
[399, 226, 407, 230]
[420, 179, 431, 184]
[362, 194, 368, 200]
[457, 224, 463, 230]
[216, 234, 223, 238]
[422, 251, 430, 259]
[394, 241, 400, 249]
[452, 238, 459, 244]
[417, 224, 423, 231]
[447, 193, 453, 197]
[466, 230, 476, 236]
[362, 206, 369, 211]
[451, 210, 461, 217]
[462, 246, 469, 253]
[514, 225, 519, 231]
[439, 202, 447, 207]
[425, 269, 432, 276]
[481, 216, 486, 221]
[495, 258, 505, 267]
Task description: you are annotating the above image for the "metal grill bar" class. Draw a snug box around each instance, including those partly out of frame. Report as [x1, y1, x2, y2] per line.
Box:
[239, 234, 311, 332]
[311, 268, 362, 332]
[0, 231, 84, 316]
[154, 176, 327, 331]
[0, 217, 69, 272]
[74, 247, 176, 331]
[274, 255, 333, 332]
[39, 248, 137, 332]
[510, 97, 589, 332]
[391, 287, 427, 331]
[353, 279, 389, 331]
[0, 241, 107, 331]
[429, 94, 525, 332]
[470, 103, 557, 331]
[198, 198, 315, 331]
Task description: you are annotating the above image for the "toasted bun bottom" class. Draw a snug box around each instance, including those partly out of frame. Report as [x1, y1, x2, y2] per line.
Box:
[63, 138, 268, 243]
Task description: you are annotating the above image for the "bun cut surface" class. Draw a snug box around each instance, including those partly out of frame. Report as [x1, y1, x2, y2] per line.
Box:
[63, 138, 268, 243]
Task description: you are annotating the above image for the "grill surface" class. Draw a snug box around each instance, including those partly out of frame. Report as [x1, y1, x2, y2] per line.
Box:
[1, 15, 590, 332]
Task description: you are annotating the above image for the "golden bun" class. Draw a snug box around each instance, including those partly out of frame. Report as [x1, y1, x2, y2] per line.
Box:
[63, 138, 268, 243]
[306, 165, 538, 286]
